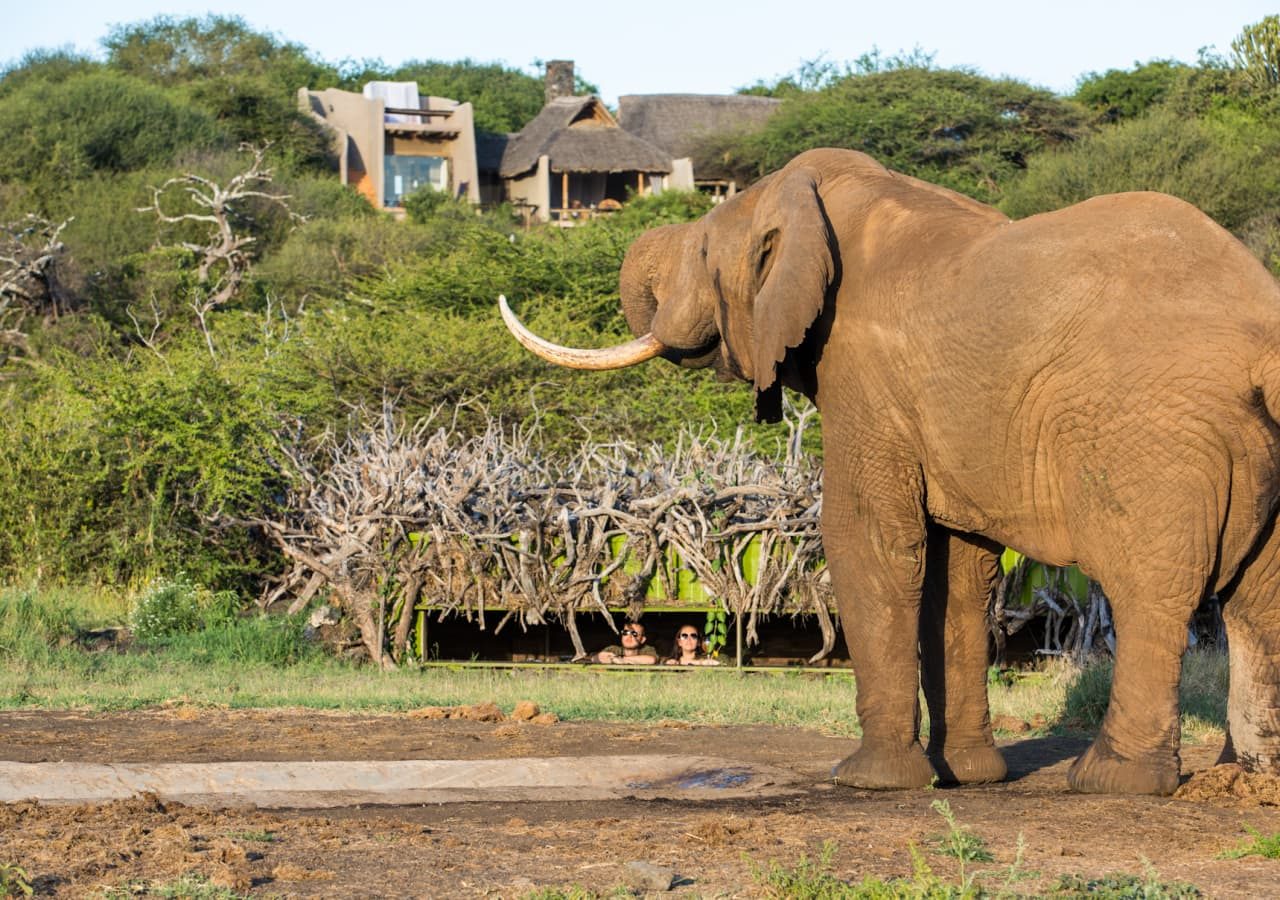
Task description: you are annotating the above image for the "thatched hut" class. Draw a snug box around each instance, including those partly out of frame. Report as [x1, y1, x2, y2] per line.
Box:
[497, 96, 673, 223]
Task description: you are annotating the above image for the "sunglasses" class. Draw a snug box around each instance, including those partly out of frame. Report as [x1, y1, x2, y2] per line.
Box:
[678, 633, 699, 640]
[622, 629, 642, 637]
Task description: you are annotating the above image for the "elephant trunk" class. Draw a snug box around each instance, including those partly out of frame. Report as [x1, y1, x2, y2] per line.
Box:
[498, 296, 667, 370]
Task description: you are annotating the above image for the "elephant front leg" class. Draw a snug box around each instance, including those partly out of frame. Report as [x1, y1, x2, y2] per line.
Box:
[826, 459, 935, 790]
[920, 527, 1007, 785]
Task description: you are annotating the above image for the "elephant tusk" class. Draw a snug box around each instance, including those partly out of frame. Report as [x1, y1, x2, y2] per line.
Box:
[498, 295, 667, 370]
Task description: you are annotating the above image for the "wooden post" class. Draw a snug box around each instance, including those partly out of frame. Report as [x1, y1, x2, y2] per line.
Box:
[637, 172, 644, 196]
[561, 171, 569, 217]
[735, 609, 743, 669]
[416, 608, 428, 661]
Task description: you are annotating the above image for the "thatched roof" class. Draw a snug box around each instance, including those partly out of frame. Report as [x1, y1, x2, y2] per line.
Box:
[618, 94, 782, 159]
[498, 96, 672, 178]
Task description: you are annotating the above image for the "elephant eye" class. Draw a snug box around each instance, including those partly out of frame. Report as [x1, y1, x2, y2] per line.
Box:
[700, 234, 709, 262]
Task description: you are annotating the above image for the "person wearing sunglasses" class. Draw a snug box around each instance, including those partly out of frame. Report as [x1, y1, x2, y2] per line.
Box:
[590, 620, 659, 665]
[664, 624, 721, 666]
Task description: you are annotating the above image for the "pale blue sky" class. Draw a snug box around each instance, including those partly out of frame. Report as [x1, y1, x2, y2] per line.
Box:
[3, 0, 1275, 104]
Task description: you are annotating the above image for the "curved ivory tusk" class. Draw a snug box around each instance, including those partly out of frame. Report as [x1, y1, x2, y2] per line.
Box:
[498, 295, 666, 371]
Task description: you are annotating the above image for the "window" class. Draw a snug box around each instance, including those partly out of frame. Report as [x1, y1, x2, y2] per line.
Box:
[384, 155, 448, 207]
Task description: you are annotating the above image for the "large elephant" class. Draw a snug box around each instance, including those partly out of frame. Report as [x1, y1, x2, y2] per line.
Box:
[500, 147, 1280, 795]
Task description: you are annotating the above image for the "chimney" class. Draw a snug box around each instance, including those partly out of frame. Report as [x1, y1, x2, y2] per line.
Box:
[545, 60, 575, 103]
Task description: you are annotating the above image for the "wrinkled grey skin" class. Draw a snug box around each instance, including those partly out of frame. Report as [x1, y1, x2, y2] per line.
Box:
[565, 148, 1280, 794]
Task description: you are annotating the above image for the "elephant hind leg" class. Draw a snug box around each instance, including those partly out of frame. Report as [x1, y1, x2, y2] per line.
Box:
[1218, 519, 1280, 773]
[920, 526, 1007, 785]
[1066, 577, 1200, 795]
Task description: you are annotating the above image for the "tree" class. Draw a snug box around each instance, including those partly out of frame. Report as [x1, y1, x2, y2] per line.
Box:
[0, 70, 223, 185]
[103, 15, 331, 91]
[386, 59, 546, 133]
[104, 16, 334, 167]
[1232, 15, 1280, 89]
[1072, 59, 1192, 121]
[697, 67, 1085, 204]
[999, 107, 1280, 231]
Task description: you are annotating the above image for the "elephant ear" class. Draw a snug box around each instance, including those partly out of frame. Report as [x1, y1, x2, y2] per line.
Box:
[750, 167, 836, 423]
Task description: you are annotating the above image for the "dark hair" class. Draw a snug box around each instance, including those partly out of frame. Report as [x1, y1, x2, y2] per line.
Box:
[666, 623, 706, 662]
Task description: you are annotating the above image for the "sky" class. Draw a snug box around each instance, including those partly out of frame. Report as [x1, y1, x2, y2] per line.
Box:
[2, 0, 1276, 105]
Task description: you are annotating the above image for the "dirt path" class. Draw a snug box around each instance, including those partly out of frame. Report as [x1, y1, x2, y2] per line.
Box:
[2, 708, 1279, 897]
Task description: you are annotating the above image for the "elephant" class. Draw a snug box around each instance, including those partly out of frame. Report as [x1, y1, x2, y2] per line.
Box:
[499, 147, 1280, 795]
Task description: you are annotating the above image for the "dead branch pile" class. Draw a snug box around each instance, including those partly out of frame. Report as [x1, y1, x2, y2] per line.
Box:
[252, 402, 830, 668]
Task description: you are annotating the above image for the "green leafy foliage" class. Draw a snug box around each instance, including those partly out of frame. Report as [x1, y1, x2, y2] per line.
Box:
[1051, 870, 1201, 898]
[0, 862, 33, 898]
[699, 67, 1085, 204]
[929, 799, 994, 864]
[1000, 106, 1280, 230]
[1073, 60, 1193, 121]
[0, 70, 224, 186]
[379, 59, 546, 133]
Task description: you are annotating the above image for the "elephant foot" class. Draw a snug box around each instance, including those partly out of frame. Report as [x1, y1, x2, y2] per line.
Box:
[1067, 737, 1179, 795]
[928, 745, 1008, 785]
[833, 742, 935, 790]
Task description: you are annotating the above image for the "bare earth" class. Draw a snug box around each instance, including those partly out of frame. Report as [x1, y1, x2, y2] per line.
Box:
[3, 708, 1280, 897]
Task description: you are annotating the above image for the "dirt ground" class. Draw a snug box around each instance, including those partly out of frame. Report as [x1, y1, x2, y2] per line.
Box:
[3, 708, 1280, 898]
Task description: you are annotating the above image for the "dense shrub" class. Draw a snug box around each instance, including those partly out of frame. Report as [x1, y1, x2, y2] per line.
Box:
[697, 67, 1086, 203]
[1072, 60, 1193, 121]
[999, 106, 1280, 231]
[0, 70, 224, 187]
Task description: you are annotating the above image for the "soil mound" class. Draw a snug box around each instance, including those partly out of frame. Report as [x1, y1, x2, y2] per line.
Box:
[1175, 763, 1280, 805]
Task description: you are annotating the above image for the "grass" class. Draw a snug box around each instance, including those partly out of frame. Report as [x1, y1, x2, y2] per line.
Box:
[1217, 825, 1280, 860]
[0, 584, 1230, 743]
[742, 805, 1202, 899]
[99, 874, 250, 899]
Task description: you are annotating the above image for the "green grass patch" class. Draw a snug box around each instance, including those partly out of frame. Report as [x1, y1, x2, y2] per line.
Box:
[1217, 824, 1280, 860]
[742, 806, 1199, 899]
[100, 873, 250, 899]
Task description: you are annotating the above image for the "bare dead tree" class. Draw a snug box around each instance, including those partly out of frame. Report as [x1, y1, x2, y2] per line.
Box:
[138, 143, 302, 357]
[0, 214, 73, 365]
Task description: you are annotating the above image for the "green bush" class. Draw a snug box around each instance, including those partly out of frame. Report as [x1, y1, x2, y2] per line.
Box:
[1073, 60, 1193, 121]
[128, 575, 218, 640]
[999, 106, 1280, 230]
[697, 67, 1086, 203]
[0, 70, 224, 187]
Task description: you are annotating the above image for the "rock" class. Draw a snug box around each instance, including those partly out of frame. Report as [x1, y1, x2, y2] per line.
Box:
[531, 712, 559, 726]
[511, 700, 541, 721]
[625, 861, 675, 892]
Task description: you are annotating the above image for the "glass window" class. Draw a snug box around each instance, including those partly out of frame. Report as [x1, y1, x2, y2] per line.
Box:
[384, 155, 448, 207]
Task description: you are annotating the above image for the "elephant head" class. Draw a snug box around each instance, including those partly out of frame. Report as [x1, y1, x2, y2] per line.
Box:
[499, 158, 841, 422]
